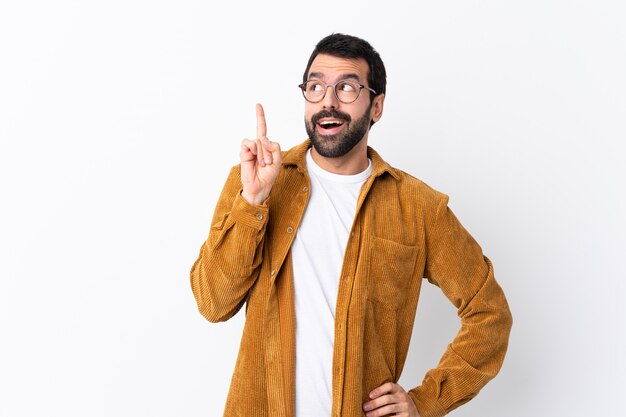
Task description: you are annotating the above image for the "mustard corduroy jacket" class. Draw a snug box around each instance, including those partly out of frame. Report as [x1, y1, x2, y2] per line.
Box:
[190, 139, 513, 417]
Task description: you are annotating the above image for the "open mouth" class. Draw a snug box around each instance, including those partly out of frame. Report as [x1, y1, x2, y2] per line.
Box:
[317, 119, 345, 134]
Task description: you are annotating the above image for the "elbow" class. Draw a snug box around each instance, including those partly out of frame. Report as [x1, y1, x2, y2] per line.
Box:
[199, 309, 232, 324]
[489, 298, 513, 376]
[196, 298, 243, 323]
[189, 249, 256, 324]
[500, 301, 513, 352]
[189, 264, 229, 323]
[190, 277, 241, 323]
[190, 270, 245, 323]
[495, 289, 513, 343]
[503, 302, 513, 333]
[483, 294, 513, 352]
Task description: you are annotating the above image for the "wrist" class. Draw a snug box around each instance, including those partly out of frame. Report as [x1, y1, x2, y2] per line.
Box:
[241, 190, 268, 206]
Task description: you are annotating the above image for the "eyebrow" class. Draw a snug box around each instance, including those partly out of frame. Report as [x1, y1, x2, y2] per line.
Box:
[308, 72, 362, 82]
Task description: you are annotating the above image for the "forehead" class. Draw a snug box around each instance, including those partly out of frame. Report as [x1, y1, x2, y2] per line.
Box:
[307, 53, 369, 81]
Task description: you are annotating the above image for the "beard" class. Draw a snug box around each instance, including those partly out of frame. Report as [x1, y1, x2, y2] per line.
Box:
[305, 106, 372, 158]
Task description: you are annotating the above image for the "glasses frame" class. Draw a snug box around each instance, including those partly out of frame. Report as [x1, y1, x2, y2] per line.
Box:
[298, 80, 377, 104]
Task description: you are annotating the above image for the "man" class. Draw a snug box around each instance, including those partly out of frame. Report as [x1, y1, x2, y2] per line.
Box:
[190, 33, 512, 417]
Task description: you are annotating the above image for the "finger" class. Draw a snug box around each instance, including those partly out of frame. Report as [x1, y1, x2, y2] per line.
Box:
[262, 139, 272, 165]
[363, 394, 396, 412]
[255, 138, 266, 167]
[241, 139, 258, 154]
[263, 138, 281, 161]
[240, 139, 258, 161]
[261, 138, 280, 165]
[370, 382, 398, 399]
[364, 402, 401, 417]
[256, 103, 267, 139]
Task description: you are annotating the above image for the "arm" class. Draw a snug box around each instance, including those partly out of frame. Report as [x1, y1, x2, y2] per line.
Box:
[190, 104, 282, 322]
[408, 195, 513, 417]
[189, 165, 269, 322]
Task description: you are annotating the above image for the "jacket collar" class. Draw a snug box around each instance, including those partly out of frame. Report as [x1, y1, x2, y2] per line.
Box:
[282, 139, 400, 180]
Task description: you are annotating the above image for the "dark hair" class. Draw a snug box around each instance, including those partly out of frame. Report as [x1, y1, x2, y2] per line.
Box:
[302, 33, 387, 101]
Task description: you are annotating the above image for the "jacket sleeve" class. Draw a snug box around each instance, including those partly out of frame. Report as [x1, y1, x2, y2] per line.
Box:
[190, 165, 268, 322]
[408, 195, 513, 417]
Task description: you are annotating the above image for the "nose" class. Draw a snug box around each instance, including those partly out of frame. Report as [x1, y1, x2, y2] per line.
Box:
[321, 84, 339, 109]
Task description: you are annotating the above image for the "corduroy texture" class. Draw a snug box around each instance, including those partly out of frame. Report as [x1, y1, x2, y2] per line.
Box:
[190, 139, 513, 417]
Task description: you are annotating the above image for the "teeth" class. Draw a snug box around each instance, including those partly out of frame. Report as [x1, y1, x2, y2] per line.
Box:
[320, 121, 342, 126]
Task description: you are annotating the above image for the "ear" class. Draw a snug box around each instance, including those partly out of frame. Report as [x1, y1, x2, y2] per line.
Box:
[370, 93, 385, 124]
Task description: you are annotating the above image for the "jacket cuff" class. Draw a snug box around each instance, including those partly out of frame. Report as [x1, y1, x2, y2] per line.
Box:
[408, 388, 447, 417]
[230, 191, 269, 231]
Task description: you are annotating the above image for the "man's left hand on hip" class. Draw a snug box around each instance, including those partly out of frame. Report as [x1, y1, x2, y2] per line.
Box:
[362, 382, 421, 417]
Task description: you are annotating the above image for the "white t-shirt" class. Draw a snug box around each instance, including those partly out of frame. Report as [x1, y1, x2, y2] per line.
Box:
[292, 149, 372, 417]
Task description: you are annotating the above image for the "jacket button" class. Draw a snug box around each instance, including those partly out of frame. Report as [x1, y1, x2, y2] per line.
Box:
[287, 226, 293, 233]
[256, 213, 263, 220]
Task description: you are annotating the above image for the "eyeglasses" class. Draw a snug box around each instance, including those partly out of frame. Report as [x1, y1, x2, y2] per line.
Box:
[298, 80, 377, 104]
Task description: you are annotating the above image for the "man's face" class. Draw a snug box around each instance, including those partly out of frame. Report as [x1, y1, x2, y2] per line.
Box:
[304, 54, 382, 158]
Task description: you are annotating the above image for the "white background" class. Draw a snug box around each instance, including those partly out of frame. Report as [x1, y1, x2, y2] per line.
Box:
[1, 1, 625, 416]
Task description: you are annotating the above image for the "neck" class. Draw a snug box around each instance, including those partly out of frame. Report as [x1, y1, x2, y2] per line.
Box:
[310, 137, 369, 175]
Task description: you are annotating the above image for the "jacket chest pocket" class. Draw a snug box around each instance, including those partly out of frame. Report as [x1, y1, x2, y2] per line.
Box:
[367, 237, 418, 309]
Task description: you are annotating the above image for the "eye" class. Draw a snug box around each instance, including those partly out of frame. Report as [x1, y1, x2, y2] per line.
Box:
[337, 81, 357, 92]
[307, 81, 324, 92]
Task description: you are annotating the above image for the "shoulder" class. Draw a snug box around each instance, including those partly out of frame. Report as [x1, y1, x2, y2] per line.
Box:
[394, 170, 450, 226]
[369, 146, 449, 211]
[393, 168, 447, 206]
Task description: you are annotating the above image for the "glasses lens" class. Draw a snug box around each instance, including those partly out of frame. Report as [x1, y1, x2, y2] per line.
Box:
[335, 81, 359, 103]
[304, 81, 325, 102]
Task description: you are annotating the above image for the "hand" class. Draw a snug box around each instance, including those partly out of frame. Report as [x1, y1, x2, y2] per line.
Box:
[362, 382, 421, 417]
[240, 103, 282, 205]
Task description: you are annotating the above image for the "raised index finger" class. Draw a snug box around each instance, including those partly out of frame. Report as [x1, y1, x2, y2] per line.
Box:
[256, 103, 267, 138]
